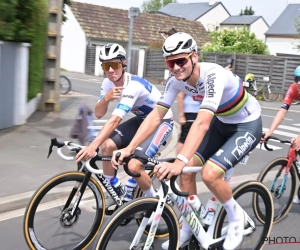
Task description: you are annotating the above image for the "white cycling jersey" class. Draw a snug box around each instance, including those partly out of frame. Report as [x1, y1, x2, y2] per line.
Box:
[183, 94, 201, 113]
[99, 72, 173, 119]
[158, 62, 261, 123]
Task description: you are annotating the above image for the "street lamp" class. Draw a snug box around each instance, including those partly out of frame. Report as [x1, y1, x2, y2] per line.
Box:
[127, 7, 140, 73]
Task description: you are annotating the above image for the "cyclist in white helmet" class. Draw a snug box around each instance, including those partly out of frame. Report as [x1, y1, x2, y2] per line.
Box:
[112, 33, 262, 250]
[76, 43, 173, 208]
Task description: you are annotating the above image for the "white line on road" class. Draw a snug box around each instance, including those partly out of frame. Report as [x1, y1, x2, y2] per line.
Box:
[278, 125, 300, 133]
[68, 77, 101, 83]
[263, 127, 298, 138]
[261, 114, 293, 121]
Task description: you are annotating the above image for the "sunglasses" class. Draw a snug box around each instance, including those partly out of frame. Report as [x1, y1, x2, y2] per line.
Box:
[165, 52, 193, 69]
[101, 62, 122, 71]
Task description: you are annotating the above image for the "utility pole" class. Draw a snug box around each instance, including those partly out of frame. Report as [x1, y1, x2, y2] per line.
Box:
[39, 0, 63, 112]
[127, 7, 140, 74]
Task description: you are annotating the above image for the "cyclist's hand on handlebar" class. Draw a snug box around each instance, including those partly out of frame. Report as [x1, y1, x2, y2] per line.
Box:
[261, 131, 271, 143]
[154, 161, 184, 181]
[75, 144, 98, 163]
[291, 135, 300, 151]
[111, 148, 132, 169]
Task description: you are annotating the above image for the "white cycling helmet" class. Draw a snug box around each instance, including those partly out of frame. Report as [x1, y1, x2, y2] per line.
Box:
[99, 43, 126, 62]
[162, 32, 197, 57]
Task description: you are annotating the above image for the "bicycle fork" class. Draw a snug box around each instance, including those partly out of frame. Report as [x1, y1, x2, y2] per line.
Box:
[269, 163, 292, 198]
[129, 181, 169, 250]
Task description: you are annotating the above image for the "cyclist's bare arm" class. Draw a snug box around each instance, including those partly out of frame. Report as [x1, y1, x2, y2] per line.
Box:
[265, 108, 287, 136]
[89, 115, 122, 149]
[126, 107, 167, 153]
[95, 97, 110, 118]
[177, 92, 185, 117]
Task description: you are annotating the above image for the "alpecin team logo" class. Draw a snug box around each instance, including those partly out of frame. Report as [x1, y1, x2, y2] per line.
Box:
[231, 132, 256, 160]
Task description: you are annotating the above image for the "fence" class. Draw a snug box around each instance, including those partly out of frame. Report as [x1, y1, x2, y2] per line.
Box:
[144, 50, 300, 93]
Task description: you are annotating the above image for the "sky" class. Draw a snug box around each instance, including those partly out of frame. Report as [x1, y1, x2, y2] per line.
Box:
[74, 0, 300, 26]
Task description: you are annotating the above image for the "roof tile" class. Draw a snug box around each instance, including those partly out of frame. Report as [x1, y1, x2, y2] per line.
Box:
[70, 2, 211, 47]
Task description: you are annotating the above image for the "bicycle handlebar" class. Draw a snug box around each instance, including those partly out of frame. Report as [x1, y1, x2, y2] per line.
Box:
[115, 152, 189, 197]
[263, 135, 291, 151]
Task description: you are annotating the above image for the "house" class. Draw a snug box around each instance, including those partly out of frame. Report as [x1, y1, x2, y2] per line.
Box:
[60, 1, 210, 77]
[265, 4, 300, 56]
[156, 1, 231, 32]
[220, 16, 269, 41]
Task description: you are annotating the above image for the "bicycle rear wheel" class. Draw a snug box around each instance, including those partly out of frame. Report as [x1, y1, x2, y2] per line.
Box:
[94, 197, 179, 250]
[60, 75, 71, 95]
[214, 181, 273, 250]
[262, 85, 279, 102]
[23, 172, 105, 250]
[253, 158, 298, 224]
[135, 171, 183, 238]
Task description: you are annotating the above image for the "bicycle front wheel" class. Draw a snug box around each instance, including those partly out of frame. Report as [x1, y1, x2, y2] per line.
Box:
[135, 171, 183, 238]
[94, 197, 179, 250]
[262, 85, 279, 102]
[253, 158, 298, 224]
[60, 75, 72, 95]
[214, 181, 273, 250]
[23, 172, 106, 250]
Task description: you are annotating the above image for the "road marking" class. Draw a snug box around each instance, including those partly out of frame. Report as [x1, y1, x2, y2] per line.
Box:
[278, 125, 300, 133]
[293, 124, 300, 127]
[67, 77, 101, 83]
[261, 114, 293, 121]
[263, 127, 298, 138]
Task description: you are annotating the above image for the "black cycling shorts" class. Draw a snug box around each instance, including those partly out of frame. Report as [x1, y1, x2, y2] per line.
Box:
[193, 116, 262, 173]
[109, 116, 173, 163]
[179, 113, 198, 144]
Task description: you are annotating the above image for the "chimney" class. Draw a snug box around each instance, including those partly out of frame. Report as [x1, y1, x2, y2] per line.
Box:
[209, 0, 216, 5]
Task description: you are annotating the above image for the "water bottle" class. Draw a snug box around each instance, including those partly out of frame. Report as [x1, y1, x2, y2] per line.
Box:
[110, 177, 126, 197]
[201, 197, 218, 226]
[124, 178, 137, 202]
[187, 195, 204, 218]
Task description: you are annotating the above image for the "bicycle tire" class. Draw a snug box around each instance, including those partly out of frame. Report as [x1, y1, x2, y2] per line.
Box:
[60, 75, 72, 95]
[262, 85, 279, 102]
[94, 197, 180, 250]
[291, 98, 300, 105]
[253, 158, 298, 224]
[135, 171, 183, 238]
[214, 181, 273, 250]
[23, 172, 106, 250]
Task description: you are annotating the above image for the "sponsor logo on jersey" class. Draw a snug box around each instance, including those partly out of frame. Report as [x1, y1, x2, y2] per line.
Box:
[123, 94, 134, 99]
[116, 103, 131, 113]
[145, 98, 155, 105]
[185, 86, 198, 93]
[206, 73, 216, 98]
[193, 95, 204, 102]
[231, 132, 256, 160]
[145, 123, 173, 157]
[99, 95, 104, 100]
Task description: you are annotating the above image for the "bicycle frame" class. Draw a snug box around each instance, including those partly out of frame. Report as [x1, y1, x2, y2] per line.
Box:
[130, 167, 255, 250]
[268, 145, 298, 195]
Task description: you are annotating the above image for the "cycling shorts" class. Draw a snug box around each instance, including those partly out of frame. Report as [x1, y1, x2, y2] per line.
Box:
[179, 113, 198, 144]
[109, 116, 174, 163]
[193, 116, 262, 173]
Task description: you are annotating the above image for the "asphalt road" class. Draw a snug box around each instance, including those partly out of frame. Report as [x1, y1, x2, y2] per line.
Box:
[1, 72, 300, 249]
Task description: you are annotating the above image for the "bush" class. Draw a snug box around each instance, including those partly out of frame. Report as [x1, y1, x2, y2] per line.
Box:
[202, 27, 269, 55]
[0, 0, 48, 100]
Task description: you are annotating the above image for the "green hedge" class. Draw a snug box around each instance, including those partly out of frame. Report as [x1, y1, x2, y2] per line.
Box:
[0, 0, 48, 100]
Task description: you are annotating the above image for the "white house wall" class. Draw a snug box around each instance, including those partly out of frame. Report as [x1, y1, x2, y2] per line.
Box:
[266, 37, 300, 55]
[197, 4, 230, 32]
[61, 5, 86, 73]
[249, 18, 269, 41]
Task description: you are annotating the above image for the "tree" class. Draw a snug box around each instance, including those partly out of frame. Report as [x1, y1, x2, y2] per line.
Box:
[239, 6, 255, 16]
[141, 0, 177, 13]
[63, 0, 71, 23]
[202, 27, 269, 55]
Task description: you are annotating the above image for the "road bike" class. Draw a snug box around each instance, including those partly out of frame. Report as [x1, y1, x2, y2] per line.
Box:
[254, 135, 300, 224]
[243, 75, 279, 102]
[95, 153, 274, 250]
[23, 138, 181, 250]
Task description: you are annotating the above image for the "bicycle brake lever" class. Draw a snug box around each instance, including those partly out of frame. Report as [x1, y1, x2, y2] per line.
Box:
[47, 142, 53, 158]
